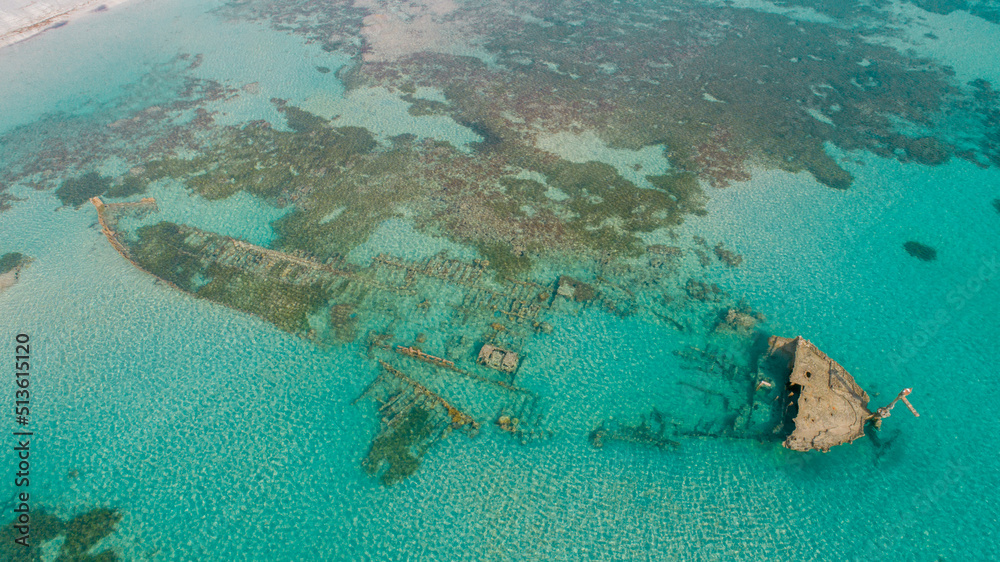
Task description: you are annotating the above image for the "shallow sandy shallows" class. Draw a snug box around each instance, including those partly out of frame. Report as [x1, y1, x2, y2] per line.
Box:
[0, 0, 131, 48]
[0, 269, 20, 293]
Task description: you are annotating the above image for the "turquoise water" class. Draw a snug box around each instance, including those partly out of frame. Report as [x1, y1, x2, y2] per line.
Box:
[2, 0, 999, 560]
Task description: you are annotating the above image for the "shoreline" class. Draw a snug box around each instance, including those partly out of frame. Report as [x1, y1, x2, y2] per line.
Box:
[0, 0, 131, 49]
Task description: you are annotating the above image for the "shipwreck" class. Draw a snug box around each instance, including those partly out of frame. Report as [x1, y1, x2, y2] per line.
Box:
[768, 335, 919, 453]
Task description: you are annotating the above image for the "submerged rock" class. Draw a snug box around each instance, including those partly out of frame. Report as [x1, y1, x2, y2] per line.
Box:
[904, 240, 937, 261]
[767, 336, 874, 452]
[0, 252, 31, 294]
[715, 308, 759, 332]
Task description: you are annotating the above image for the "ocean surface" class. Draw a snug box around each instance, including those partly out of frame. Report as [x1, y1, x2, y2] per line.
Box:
[1, 0, 998, 560]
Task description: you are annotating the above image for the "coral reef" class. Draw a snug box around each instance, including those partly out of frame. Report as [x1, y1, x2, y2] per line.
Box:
[693, 126, 751, 188]
[131, 103, 707, 276]
[8, 0, 998, 223]
[0, 54, 236, 201]
[213, 0, 367, 54]
[337, 0, 997, 191]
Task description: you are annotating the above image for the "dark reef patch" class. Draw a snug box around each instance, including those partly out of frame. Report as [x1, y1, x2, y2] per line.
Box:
[402, 94, 449, 117]
[280, 105, 331, 133]
[56, 171, 148, 206]
[56, 172, 113, 207]
[904, 240, 938, 261]
[904, 136, 952, 166]
[0, 252, 30, 275]
[0, 506, 122, 562]
[0, 193, 24, 213]
[105, 174, 146, 198]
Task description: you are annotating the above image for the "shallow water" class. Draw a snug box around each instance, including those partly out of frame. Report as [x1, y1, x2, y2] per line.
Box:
[1, 0, 999, 560]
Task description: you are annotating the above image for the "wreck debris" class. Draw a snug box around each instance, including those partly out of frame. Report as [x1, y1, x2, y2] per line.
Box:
[768, 335, 875, 452]
[396, 345, 456, 368]
[367, 333, 547, 446]
[589, 409, 680, 451]
[477, 343, 520, 373]
[373, 252, 486, 288]
[89, 193, 805, 478]
[674, 344, 744, 379]
[874, 388, 921, 425]
[496, 393, 551, 443]
[370, 336, 531, 394]
[556, 276, 597, 301]
[377, 360, 477, 429]
[497, 414, 519, 433]
[354, 360, 479, 485]
[90, 196, 159, 262]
